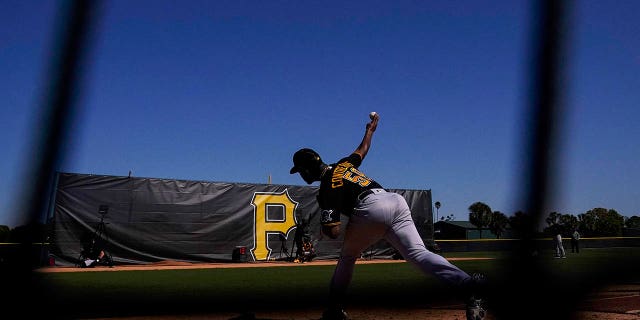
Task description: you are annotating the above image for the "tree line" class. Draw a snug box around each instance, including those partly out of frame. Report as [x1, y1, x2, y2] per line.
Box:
[466, 201, 640, 238]
[2, 203, 640, 242]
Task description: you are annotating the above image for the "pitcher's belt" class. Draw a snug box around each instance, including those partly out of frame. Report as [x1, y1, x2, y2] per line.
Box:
[357, 188, 386, 201]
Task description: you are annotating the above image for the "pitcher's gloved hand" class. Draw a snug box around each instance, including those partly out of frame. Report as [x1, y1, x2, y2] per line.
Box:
[321, 209, 341, 239]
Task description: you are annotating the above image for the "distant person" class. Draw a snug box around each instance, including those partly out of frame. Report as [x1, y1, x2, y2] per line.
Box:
[554, 232, 566, 258]
[81, 249, 105, 268]
[79, 233, 110, 267]
[571, 230, 580, 253]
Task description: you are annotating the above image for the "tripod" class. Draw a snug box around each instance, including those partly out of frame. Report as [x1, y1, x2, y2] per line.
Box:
[277, 234, 292, 261]
[76, 205, 114, 268]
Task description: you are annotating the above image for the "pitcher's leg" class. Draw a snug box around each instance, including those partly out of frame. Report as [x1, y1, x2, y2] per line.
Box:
[385, 219, 471, 286]
[329, 214, 386, 305]
[384, 195, 471, 287]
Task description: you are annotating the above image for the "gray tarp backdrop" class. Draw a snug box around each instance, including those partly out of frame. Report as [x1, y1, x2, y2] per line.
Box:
[50, 172, 433, 265]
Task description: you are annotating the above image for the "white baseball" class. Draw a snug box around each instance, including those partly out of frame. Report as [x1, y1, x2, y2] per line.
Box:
[369, 111, 377, 120]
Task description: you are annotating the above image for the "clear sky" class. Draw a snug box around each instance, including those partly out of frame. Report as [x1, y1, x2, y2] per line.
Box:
[1, 1, 638, 228]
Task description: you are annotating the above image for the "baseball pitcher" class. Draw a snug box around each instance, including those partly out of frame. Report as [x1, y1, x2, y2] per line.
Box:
[289, 113, 486, 320]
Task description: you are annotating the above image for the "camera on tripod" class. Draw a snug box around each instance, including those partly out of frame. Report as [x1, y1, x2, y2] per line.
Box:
[77, 204, 114, 268]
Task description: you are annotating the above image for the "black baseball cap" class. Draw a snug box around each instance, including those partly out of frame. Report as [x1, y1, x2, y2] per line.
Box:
[290, 148, 322, 174]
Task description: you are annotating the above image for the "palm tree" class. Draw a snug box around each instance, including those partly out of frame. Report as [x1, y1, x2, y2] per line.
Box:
[489, 211, 509, 238]
[434, 201, 441, 221]
[469, 202, 492, 238]
[545, 211, 561, 228]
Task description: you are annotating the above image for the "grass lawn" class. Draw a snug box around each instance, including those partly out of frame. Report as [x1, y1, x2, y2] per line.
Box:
[33, 247, 639, 318]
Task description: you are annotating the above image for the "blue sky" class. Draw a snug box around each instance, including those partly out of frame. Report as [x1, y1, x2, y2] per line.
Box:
[1, 1, 638, 227]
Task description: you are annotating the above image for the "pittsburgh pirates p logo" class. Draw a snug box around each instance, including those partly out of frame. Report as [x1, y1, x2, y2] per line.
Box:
[250, 189, 298, 261]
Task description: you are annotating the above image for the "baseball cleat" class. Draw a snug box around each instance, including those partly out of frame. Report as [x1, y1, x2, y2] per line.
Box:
[466, 297, 486, 320]
[322, 307, 349, 320]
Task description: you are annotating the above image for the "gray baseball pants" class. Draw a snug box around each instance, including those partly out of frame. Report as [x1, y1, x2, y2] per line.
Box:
[329, 189, 472, 301]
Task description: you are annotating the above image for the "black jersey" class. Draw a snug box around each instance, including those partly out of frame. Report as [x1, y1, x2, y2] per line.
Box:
[317, 153, 383, 216]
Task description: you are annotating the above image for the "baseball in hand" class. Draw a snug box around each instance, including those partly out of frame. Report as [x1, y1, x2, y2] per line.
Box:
[369, 111, 377, 120]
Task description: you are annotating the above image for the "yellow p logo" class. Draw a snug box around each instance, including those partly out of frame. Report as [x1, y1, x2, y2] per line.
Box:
[250, 189, 298, 261]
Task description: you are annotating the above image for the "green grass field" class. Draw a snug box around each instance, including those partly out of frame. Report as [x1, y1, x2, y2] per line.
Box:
[33, 247, 640, 318]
